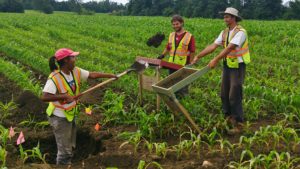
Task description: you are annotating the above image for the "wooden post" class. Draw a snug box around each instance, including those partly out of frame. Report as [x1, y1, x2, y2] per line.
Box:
[156, 67, 161, 111]
[173, 98, 201, 133]
[138, 73, 143, 106]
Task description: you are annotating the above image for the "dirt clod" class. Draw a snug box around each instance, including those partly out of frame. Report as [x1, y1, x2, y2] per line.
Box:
[147, 32, 165, 48]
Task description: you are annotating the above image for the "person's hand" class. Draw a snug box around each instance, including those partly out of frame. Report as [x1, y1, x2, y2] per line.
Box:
[157, 54, 165, 60]
[62, 93, 75, 103]
[208, 58, 219, 69]
[191, 57, 199, 65]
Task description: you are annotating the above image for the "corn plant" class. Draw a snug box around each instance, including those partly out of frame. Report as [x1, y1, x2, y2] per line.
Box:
[0, 58, 42, 96]
[192, 137, 202, 159]
[280, 128, 299, 151]
[172, 139, 193, 159]
[227, 150, 258, 169]
[137, 160, 163, 169]
[280, 112, 300, 124]
[34, 121, 50, 131]
[19, 143, 48, 164]
[100, 90, 126, 125]
[0, 126, 9, 149]
[19, 145, 28, 164]
[259, 151, 300, 169]
[0, 146, 7, 169]
[242, 121, 252, 135]
[118, 131, 142, 154]
[145, 162, 163, 169]
[238, 135, 254, 150]
[19, 114, 36, 127]
[201, 127, 220, 152]
[31, 142, 48, 164]
[0, 101, 17, 123]
[137, 160, 146, 169]
[153, 142, 168, 159]
[144, 140, 153, 154]
[217, 139, 234, 155]
[251, 125, 281, 150]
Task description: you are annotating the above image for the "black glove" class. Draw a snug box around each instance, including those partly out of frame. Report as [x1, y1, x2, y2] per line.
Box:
[157, 54, 165, 60]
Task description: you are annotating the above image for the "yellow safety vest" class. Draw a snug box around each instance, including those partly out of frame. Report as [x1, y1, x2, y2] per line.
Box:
[222, 25, 251, 68]
[46, 67, 81, 122]
[168, 32, 192, 66]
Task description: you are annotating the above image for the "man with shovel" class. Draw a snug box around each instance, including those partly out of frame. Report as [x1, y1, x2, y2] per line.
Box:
[41, 48, 117, 165]
[158, 15, 196, 98]
[191, 7, 251, 134]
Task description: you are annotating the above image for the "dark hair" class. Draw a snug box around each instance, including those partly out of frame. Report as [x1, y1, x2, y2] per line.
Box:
[171, 15, 184, 24]
[49, 56, 68, 72]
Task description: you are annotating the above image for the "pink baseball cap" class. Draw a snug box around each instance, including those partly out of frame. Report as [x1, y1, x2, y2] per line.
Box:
[55, 48, 80, 61]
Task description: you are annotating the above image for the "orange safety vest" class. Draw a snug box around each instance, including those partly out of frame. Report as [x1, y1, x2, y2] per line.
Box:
[46, 67, 81, 122]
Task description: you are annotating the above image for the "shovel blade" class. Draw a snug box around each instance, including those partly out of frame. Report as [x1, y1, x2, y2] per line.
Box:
[128, 61, 148, 74]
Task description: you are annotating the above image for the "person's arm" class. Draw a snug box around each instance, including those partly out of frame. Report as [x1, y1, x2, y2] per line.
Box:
[189, 52, 195, 63]
[41, 79, 74, 103]
[41, 92, 74, 103]
[191, 43, 219, 64]
[162, 48, 169, 56]
[208, 30, 246, 69]
[208, 43, 237, 68]
[88, 72, 117, 79]
[158, 43, 170, 59]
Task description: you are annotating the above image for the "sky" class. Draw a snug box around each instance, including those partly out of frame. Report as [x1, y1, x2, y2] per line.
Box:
[110, 0, 128, 4]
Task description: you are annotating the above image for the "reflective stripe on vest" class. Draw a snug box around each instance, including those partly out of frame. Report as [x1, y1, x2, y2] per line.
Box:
[227, 47, 249, 58]
[49, 71, 67, 94]
[46, 67, 81, 122]
[168, 32, 192, 66]
[222, 25, 251, 68]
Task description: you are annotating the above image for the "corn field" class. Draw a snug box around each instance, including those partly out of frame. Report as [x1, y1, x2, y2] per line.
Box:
[0, 11, 299, 169]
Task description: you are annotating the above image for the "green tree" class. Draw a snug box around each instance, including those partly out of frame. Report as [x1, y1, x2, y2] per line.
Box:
[68, 0, 83, 13]
[252, 0, 283, 19]
[0, 0, 24, 13]
[32, 0, 54, 14]
[192, 0, 209, 17]
[283, 0, 300, 19]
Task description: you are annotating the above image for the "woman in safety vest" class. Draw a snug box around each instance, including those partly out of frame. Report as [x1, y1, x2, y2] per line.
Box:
[41, 48, 117, 165]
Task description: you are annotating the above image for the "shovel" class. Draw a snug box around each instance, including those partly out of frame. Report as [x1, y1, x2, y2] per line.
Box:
[74, 61, 148, 99]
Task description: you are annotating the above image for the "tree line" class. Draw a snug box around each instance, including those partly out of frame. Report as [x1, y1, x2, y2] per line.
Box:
[0, 0, 125, 15]
[0, 0, 299, 20]
[127, 0, 300, 20]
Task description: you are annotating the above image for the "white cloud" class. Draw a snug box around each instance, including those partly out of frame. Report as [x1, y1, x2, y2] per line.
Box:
[110, 0, 128, 4]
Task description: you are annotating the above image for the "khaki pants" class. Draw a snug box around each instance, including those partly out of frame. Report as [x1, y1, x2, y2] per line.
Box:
[48, 116, 76, 165]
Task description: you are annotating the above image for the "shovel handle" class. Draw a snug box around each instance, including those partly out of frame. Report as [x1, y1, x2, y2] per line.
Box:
[74, 71, 128, 100]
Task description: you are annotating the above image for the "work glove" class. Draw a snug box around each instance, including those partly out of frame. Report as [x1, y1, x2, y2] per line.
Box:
[157, 54, 165, 60]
